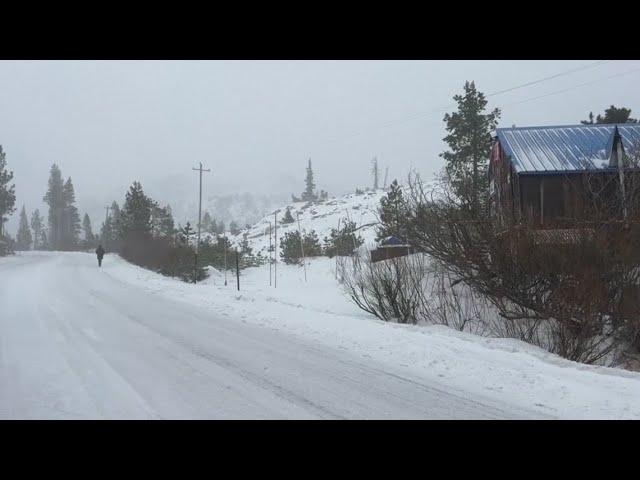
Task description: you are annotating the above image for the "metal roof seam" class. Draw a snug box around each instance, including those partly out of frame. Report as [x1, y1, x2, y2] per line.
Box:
[495, 124, 640, 174]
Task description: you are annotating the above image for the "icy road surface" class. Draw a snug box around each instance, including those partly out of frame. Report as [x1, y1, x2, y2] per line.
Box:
[0, 252, 544, 419]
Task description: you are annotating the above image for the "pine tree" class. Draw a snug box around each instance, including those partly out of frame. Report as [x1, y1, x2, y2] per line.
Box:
[110, 201, 121, 234]
[43, 164, 65, 250]
[16, 206, 32, 251]
[302, 230, 322, 257]
[376, 179, 407, 241]
[101, 216, 113, 249]
[202, 211, 212, 233]
[103, 201, 122, 249]
[280, 229, 322, 264]
[151, 204, 175, 239]
[229, 220, 240, 236]
[280, 230, 303, 265]
[240, 232, 252, 255]
[62, 178, 81, 250]
[581, 105, 638, 124]
[0, 145, 16, 240]
[82, 213, 94, 246]
[323, 220, 363, 257]
[31, 209, 43, 250]
[213, 219, 220, 235]
[119, 182, 153, 239]
[179, 222, 195, 246]
[440, 81, 501, 213]
[281, 206, 295, 224]
[301, 159, 318, 202]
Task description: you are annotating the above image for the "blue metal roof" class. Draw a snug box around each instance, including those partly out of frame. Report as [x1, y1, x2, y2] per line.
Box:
[495, 124, 640, 174]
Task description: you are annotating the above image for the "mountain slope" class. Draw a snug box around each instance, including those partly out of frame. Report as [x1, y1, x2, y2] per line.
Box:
[225, 189, 387, 254]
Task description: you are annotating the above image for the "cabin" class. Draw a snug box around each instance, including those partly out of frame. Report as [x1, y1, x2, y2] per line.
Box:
[489, 123, 640, 231]
[370, 235, 416, 263]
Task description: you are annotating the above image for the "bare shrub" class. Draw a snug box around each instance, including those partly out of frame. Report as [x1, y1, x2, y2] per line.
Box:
[338, 251, 493, 333]
[339, 163, 640, 366]
[338, 252, 425, 324]
[398, 172, 640, 365]
[420, 262, 493, 335]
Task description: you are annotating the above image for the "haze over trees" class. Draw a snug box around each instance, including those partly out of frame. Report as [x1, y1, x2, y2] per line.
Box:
[15, 206, 32, 251]
[30, 209, 44, 250]
[43, 164, 82, 251]
[0, 145, 16, 247]
[82, 213, 96, 248]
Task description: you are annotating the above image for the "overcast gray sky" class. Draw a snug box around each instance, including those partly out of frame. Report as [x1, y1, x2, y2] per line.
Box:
[2, 60, 640, 233]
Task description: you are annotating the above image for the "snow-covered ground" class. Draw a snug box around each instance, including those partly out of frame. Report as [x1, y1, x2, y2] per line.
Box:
[104, 253, 640, 419]
[4, 184, 640, 418]
[217, 189, 389, 253]
[1, 251, 547, 419]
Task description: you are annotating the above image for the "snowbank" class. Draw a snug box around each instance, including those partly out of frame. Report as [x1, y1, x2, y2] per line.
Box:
[103, 253, 640, 419]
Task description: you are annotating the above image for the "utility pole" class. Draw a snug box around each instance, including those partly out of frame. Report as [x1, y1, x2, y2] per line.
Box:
[192, 162, 211, 284]
[274, 211, 278, 288]
[297, 212, 307, 282]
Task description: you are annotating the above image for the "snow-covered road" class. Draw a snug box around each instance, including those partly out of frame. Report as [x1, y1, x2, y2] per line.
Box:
[0, 252, 544, 419]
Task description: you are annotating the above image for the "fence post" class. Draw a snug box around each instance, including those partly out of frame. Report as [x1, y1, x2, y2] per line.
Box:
[236, 248, 240, 291]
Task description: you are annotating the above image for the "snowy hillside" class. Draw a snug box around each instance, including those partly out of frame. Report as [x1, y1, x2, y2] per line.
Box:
[200, 192, 290, 229]
[199, 189, 387, 253]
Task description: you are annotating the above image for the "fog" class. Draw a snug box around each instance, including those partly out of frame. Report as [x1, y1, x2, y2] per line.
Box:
[2, 60, 639, 233]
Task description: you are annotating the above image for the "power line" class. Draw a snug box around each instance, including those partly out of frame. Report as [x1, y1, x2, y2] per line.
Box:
[319, 60, 614, 148]
[501, 66, 640, 108]
[485, 60, 611, 98]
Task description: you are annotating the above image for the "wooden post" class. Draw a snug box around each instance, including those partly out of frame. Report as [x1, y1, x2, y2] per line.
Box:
[297, 212, 307, 282]
[224, 236, 228, 286]
[335, 217, 341, 280]
[274, 212, 277, 288]
[235, 248, 240, 291]
[268, 222, 272, 287]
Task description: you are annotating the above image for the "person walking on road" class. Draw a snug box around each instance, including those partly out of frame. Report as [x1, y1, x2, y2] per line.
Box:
[96, 244, 105, 267]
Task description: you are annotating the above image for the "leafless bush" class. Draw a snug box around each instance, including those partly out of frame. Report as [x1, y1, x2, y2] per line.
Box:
[337, 252, 493, 334]
[421, 262, 493, 335]
[337, 252, 425, 324]
[339, 163, 640, 366]
[396, 172, 640, 365]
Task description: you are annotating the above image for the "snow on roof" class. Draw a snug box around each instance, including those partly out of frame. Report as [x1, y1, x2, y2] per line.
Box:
[379, 235, 409, 246]
[496, 124, 640, 174]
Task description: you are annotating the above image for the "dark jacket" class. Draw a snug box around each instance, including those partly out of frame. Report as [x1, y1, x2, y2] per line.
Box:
[96, 246, 105, 258]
